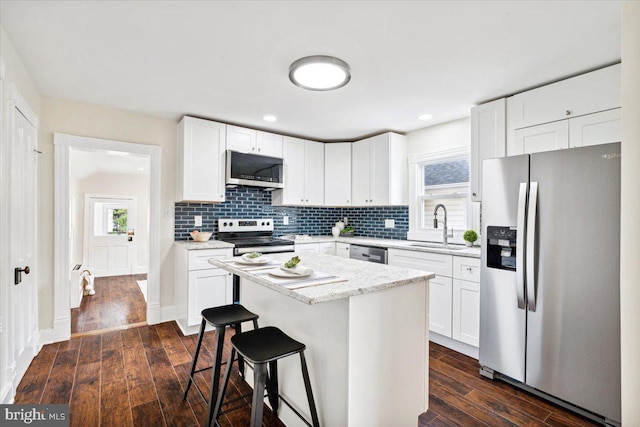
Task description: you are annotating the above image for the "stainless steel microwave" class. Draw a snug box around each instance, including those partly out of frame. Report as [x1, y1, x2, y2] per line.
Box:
[225, 150, 284, 189]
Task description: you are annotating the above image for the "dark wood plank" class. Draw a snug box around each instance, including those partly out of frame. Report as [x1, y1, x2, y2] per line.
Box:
[123, 345, 157, 407]
[40, 349, 79, 404]
[14, 374, 49, 404]
[101, 346, 125, 384]
[121, 327, 144, 348]
[101, 378, 133, 426]
[145, 347, 198, 426]
[156, 322, 192, 366]
[70, 361, 100, 427]
[131, 401, 167, 427]
[77, 335, 102, 365]
[429, 393, 489, 426]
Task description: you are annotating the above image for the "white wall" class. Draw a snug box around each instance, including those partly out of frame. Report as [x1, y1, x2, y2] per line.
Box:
[0, 25, 40, 114]
[79, 172, 150, 272]
[406, 117, 470, 156]
[38, 97, 177, 328]
[620, 1, 640, 424]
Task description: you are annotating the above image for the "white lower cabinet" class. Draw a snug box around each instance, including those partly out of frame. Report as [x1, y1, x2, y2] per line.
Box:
[295, 241, 336, 255]
[175, 245, 233, 334]
[452, 256, 480, 347]
[388, 248, 480, 357]
[336, 242, 350, 258]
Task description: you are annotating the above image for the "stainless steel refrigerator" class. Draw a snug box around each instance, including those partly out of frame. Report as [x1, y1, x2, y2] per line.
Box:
[479, 143, 621, 425]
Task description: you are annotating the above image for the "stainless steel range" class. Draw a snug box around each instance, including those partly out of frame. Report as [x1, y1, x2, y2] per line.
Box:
[217, 218, 294, 256]
[217, 218, 294, 303]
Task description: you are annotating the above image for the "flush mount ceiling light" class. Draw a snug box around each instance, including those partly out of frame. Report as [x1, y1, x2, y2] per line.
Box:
[289, 55, 351, 91]
[263, 115, 277, 122]
[417, 113, 433, 121]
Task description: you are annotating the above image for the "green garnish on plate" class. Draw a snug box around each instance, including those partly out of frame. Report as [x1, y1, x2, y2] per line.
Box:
[284, 256, 301, 269]
[246, 252, 262, 259]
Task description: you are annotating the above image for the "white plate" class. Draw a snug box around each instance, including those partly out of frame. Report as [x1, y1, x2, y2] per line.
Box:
[236, 256, 269, 266]
[268, 267, 314, 279]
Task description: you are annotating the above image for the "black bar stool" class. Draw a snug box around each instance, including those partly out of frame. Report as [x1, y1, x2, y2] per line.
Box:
[212, 326, 320, 427]
[183, 304, 259, 427]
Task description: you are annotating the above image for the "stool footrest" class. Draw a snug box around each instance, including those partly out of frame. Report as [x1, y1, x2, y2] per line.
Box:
[279, 394, 315, 427]
[216, 392, 264, 416]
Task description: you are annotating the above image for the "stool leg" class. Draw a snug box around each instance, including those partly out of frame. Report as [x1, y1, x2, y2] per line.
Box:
[183, 318, 206, 400]
[209, 326, 226, 407]
[250, 363, 268, 427]
[234, 322, 246, 377]
[209, 348, 235, 427]
[300, 352, 320, 427]
[266, 360, 279, 417]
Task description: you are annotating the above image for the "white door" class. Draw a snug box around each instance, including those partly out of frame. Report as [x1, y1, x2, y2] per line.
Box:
[256, 131, 283, 157]
[351, 139, 371, 205]
[10, 108, 39, 387]
[226, 125, 256, 153]
[569, 108, 621, 148]
[303, 140, 324, 205]
[369, 134, 390, 205]
[324, 143, 351, 206]
[428, 275, 453, 337]
[86, 196, 137, 277]
[511, 121, 569, 155]
[282, 136, 306, 204]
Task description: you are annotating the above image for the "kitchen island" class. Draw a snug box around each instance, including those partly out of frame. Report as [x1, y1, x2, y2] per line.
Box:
[209, 253, 435, 427]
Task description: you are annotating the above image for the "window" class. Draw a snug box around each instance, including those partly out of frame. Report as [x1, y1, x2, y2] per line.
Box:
[93, 202, 128, 236]
[408, 148, 475, 243]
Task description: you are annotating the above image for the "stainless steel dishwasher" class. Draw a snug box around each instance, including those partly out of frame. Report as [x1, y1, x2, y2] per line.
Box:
[349, 244, 388, 264]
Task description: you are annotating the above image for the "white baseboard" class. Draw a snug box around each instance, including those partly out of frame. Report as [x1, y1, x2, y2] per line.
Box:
[43, 316, 71, 345]
[133, 265, 148, 275]
[159, 305, 176, 324]
[1, 381, 13, 404]
[430, 332, 479, 359]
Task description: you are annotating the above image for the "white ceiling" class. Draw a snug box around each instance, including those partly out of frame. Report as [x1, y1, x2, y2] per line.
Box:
[70, 149, 150, 180]
[1, 1, 622, 141]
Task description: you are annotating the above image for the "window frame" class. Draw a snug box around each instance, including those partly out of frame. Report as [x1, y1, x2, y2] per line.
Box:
[407, 147, 475, 243]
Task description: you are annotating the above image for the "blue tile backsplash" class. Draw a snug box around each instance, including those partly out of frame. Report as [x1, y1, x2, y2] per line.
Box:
[174, 186, 409, 241]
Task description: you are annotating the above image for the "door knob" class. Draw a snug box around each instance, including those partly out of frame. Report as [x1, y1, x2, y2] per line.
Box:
[15, 266, 30, 285]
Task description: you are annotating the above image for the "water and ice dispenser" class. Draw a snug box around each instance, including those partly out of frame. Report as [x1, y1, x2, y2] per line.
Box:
[486, 226, 517, 271]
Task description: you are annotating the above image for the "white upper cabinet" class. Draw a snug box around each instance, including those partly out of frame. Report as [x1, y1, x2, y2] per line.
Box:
[509, 64, 621, 130]
[470, 98, 506, 201]
[511, 120, 569, 155]
[272, 137, 324, 206]
[568, 108, 621, 148]
[351, 132, 407, 206]
[509, 108, 621, 155]
[324, 143, 352, 206]
[176, 116, 227, 202]
[227, 125, 283, 158]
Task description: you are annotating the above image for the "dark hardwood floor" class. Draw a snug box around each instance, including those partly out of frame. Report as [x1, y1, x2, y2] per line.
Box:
[16, 321, 601, 427]
[422, 343, 602, 427]
[71, 274, 147, 335]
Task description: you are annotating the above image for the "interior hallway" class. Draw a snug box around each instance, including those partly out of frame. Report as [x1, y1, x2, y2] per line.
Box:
[71, 274, 147, 335]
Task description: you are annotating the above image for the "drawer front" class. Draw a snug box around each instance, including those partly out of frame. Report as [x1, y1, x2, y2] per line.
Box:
[453, 256, 480, 282]
[336, 243, 350, 258]
[188, 248, 232, 271]
[388, 249, 452, 277]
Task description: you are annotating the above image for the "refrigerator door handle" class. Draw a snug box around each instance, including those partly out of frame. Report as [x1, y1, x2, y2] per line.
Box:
[516, 182, 527, 310]
[526, 181, 538, 312]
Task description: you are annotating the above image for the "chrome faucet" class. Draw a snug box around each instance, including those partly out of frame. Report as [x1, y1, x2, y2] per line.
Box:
[433, 204, 453, 245]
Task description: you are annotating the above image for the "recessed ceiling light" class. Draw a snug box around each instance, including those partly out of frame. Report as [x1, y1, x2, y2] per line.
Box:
[137, 167, 145, 171]
[289, 55, 351, 91]
[418, 114, 433, 121]
[263, 115, 277, 122]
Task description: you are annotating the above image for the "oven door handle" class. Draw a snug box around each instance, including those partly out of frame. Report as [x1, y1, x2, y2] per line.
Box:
[235, 246, 295, 255]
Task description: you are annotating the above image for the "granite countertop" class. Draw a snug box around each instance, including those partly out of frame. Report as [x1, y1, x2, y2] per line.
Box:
[174, 239, 235, 250]
[284, 235, 481, 258]
[209, 253, 435, 305]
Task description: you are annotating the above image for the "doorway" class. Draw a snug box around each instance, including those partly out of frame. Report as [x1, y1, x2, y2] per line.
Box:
[53, 134, 161, 343]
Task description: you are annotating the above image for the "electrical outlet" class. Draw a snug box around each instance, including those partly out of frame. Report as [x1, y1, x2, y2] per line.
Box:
[194, 215, 202, 227]
[283, 215, 289, 225]
[385, 219, 395, 228]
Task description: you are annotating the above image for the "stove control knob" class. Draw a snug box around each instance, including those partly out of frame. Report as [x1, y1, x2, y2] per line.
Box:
[261, 222, 265, 226]
[266, 221, 270, 226]
[223, 222, 228, 227]
[229, 222, 234, 227]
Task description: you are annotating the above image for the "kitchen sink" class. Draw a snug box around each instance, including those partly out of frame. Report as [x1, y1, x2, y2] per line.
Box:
[408, 242, 466, 251]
